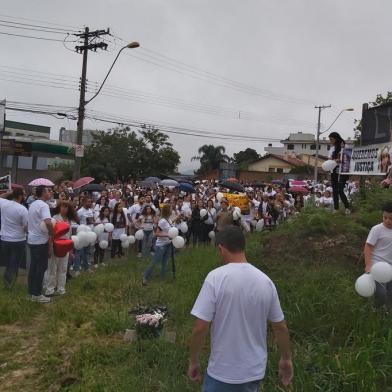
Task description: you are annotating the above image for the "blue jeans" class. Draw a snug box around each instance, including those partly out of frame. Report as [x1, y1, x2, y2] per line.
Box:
[27, 243, 49, 296]
[203, 374, 261, 392]
[2, 240, 26, 284]
[73, 246, 92, 271]
[143, 243, 171, 281]
[142, 230, 154, 259]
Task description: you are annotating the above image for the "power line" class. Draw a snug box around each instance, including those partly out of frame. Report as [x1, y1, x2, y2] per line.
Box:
[0, 20, 78, 34]
[0, 13, 80, 30]
[0, 30, 67, 42]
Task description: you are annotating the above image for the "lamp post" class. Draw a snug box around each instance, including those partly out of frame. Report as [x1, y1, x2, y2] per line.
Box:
[314, 107, 354, 183]
[72, 41, 140, 180]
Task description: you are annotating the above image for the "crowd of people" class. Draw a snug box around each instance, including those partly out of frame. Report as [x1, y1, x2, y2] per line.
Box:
[0, 172, 358, 303]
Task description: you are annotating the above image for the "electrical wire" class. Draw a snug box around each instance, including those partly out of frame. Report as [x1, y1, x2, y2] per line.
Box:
[0, 21, 77, 35]
[0, 30, 68, 42]
[0, 13, 81, 30]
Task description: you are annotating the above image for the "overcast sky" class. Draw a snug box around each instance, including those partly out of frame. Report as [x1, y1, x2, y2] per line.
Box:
[1, 0, 391, 172]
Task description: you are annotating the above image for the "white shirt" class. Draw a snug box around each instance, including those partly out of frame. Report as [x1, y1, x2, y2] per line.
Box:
[77, 207, 94, 227]
[128, 203, 143, 222]
[319, 196, 333, 208]
[0, 199, 28, 242]
[191, 263, 284, 384]
[156, 218, 172, 247]
[366, 223, 392, 265]
[27, 199, 51, 245]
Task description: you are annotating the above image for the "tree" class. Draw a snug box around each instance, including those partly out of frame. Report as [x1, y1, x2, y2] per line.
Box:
[233, 148, 260, 170]
[80, 127, 180, 182]
[192, 145, 230, 174]
[354, 91, 392, 143]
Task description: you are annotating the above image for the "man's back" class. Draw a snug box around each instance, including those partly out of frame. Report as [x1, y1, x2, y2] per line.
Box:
[191, 262, 284, 384]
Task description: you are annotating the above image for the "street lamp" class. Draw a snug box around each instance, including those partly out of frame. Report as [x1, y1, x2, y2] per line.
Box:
[73, 41, 140, 180]
[86, 42, 140, 105]
[314, 107, 354, 183]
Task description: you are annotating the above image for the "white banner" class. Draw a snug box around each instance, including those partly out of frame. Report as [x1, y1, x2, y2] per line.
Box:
[340, 143, 391, 176]
[0, 174, 11, 191]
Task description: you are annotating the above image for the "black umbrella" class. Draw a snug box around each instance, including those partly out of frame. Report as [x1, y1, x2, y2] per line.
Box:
[80, 183, 104, 192]
[220, 181, 244, 192]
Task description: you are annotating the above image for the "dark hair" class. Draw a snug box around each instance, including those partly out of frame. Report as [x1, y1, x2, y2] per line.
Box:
[36, 185, 47, 198]
[141, 205, 155, 217]
[53, 201, 79, 223]
[382, 202, 392, 213]
[329, 132, 345, 159]
[11, 188, 24, 201]
[111, 202, 126, 225]
[99, 206, 110, 220]
[215, 226, 245, 253]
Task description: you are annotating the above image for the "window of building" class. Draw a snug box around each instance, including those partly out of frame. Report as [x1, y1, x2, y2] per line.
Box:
[287, 144, 294, 150]
[276, 168, 284, 173]
[327, 145, 331, 150]
[310, 144, 316, 150]
[268, 167, 275, 172]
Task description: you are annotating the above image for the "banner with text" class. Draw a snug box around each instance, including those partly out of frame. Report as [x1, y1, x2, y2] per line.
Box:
[0, 174, 11, 191]
[223, 192, 249, 214]
[340, 143, 392, 176]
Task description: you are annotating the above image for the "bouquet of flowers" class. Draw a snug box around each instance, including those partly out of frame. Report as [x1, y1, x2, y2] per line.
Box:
[130, 305, 168, 339]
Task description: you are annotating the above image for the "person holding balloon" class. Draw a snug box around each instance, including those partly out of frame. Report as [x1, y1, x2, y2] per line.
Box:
[139, 205, 157, 259]
[142, 204, 174, 285]
[361, 202, 392, 310]
[94, 206, 111, 266]
[111, 201, 127, 259]
[45, 201, 78, 296]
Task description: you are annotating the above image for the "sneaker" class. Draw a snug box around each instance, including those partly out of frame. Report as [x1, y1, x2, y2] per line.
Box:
[57, 289, 66, 296]
[70, 266, 74, 271]
[345, 208, 351, 215]
[31, 295, 51, 303]
[94, 264, 99, 269]
[137, 253, 142, 258]
[45, 290, 55, 297]
[142, 278, 148, 286]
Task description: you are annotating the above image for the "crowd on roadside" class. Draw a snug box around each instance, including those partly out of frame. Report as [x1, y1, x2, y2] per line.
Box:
[0, 176, 358, 303]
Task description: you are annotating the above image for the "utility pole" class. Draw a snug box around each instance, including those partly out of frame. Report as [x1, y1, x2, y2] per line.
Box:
[314, 104, 331, 183]
[73, 27, 110, 180]
[0, 99, 5, 175]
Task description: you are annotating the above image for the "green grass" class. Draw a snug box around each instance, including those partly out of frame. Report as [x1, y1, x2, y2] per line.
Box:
[1, 215, 392, 390]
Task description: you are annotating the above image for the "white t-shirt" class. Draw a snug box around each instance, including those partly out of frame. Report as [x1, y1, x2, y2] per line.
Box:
[191, 263, 284, 384]
[77, 207, 94, 227]
[27, 199, 51, 245]
[156, 218, 172, 247]
[319, 196, 333, 208]
[0, 199, 28, 242]
[366, 223, 392, 265]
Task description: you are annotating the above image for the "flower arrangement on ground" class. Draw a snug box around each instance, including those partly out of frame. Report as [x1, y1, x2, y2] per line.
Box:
[129, 305, 168, 339]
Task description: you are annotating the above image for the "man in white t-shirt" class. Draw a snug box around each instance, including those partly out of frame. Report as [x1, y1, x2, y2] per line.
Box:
[27, 186, 53, 303]
[188, 226, 293, 391]
[364, 202, 392, 310]
[0, 189, 28, 286]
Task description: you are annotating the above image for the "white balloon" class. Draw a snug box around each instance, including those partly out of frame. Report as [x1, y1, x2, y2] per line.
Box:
[370, 262, 392, 283]
[121, 240, 130, 248]
[208, 231, 215, 239]
[77, 224, 90, 233]
[200, 209, 207, 218]
[172, 235, 185, 249]
[355, 274, 376, 297]
[120, 233, 128, 242]
[94, 224, 105, 235]
[180, 222, 188, 234]
[128, 235, 136, 244]
[86, 231, 97, 244]
[104, 223, 114, 233]
[256, 220, 264, 232]
[234, 206, 241, 214]
[135, 230, 144, 241]
[72, 235, 83, 250]
[99, 240, 109, 249]
[77, 231, 89, 247]
[321, 160, 338, 172]
[216, 192, 224, 202]
[233, 210, 241, 221]
[168, 227, 179, 239]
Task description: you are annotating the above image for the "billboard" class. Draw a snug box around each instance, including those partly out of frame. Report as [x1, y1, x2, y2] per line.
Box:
[340, 143, 391, 176]
[361, 103, 392, 146]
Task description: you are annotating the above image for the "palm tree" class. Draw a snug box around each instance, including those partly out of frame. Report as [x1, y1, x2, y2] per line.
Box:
[192, 145, 230, 174]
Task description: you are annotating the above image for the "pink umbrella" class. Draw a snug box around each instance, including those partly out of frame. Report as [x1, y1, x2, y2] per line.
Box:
[28, 178, 54, 187]
[288, 186, 309, 194]
[73, 176, 94, 190]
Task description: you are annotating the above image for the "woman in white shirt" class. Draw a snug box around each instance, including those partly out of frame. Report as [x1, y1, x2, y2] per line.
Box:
[111, 201, 127, 259]
[45, 201, 78, 296]
[202, 199, 216, 242]
[319, 190, 334, 209]
[143, 204, 172, 285]
[139, 205, 157, 259]
[94, 206, 111, 266]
